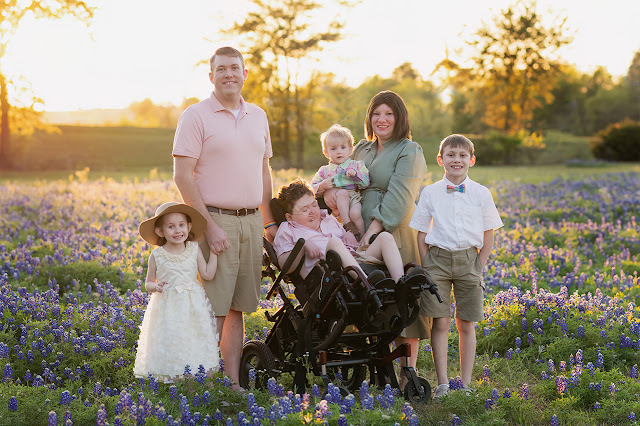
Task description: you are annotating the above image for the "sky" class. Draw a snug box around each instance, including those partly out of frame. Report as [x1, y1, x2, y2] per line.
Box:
[5, 0, 640, 111]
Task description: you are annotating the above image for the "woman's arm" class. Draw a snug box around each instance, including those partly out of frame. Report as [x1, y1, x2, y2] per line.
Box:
[197, 247, 218, 281]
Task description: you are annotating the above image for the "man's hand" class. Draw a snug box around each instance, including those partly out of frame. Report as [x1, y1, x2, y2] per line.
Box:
[265, 225, 277, 243]
[207, 224, 230, 255]
[304, 241, 323, 259]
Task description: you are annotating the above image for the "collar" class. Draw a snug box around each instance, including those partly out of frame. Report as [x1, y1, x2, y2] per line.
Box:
[329, 159, 353, 169]
[443, 175, 470, 187]
[209, 92, 248, 115]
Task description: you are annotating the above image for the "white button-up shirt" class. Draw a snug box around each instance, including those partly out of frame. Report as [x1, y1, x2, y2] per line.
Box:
[409, 176, 503, 251]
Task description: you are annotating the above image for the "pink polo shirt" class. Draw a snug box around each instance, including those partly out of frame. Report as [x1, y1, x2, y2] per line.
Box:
[172, 92, 272, 209]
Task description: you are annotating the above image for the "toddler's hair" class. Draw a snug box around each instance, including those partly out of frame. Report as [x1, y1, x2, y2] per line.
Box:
[320, 124, 355, 151]
[277, 178, 314, 214]
[154, 212, 196, 246]
[438, 134, 475, 157]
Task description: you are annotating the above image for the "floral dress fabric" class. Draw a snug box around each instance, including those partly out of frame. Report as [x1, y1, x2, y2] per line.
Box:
[134, 241, 219, 381]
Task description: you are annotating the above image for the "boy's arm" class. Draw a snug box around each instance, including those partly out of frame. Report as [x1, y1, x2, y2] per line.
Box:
[197, 246, 218, 281]
[417, 231, 429, 264]
[478, 229, 495, 268]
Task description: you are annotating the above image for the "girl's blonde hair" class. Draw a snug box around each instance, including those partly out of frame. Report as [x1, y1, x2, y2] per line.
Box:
[320, 124, 355, 151]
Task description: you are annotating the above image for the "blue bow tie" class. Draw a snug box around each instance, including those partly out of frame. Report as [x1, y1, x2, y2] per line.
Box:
[447, 184, 465, 193]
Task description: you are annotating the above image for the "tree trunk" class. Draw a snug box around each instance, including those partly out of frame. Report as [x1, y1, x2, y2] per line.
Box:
[294, 86, 304, 168]
[0, 72, 9, 167]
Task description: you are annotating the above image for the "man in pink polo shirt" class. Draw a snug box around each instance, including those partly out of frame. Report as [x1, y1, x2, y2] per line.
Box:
[172, 46, 276, 391]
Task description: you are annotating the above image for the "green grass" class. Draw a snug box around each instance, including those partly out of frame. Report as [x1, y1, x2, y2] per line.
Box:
[4, 125, 639, 186]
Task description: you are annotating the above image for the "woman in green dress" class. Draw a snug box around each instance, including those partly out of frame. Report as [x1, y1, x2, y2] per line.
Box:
[323, 91, 429, 387]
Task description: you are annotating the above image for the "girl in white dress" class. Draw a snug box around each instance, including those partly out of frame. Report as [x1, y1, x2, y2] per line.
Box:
[134, 202, 219, 382]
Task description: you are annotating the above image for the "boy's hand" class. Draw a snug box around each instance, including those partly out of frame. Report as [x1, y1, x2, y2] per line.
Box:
[316, 177, 333, 194]
[345, 169, 356, 177]
[304, 241, 323, 259]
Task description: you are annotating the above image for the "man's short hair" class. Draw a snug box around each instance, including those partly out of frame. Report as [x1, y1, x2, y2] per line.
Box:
[210, 46, 245, 71]
[438, 134, 475, 157]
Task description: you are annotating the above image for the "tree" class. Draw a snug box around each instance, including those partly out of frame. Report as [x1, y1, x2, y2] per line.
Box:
[0, 0, 94, 167]
[627, 49, 640, 121]
[225, 0, 349, 168]
[438, 0, 572, 133]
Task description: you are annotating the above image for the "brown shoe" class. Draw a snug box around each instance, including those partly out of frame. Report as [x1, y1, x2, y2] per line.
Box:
[343, 221, 361, 241]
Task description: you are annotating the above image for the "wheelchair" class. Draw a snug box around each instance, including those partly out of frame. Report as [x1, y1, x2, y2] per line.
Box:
[238, 200, 442, 403]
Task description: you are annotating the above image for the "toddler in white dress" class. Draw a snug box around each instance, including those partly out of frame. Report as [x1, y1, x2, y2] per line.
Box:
[134, 202, 219, 382]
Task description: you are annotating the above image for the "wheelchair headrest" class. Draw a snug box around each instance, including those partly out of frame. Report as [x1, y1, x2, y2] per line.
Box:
[270, 198, 288, 226]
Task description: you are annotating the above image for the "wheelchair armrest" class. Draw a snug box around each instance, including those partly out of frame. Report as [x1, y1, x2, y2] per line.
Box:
[266, 238, 306, 300]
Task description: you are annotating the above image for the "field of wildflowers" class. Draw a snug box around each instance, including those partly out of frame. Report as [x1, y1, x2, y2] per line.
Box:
[0, 170, 639, 425]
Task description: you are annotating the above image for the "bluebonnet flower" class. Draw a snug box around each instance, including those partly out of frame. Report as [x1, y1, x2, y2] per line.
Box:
[452, 414, 462, 425]
[3, 363, 12, 381]
[449, 376, 464, 391]
[482, 365, 490, 380]
[311, 384, 322, 398]
[629, 412, 636, 422]
[183, 364, 192, 376]
[338, 414, 347, 426]
[214, 410, 223, 421]
[8, 396, 17, 412]
[169, 385, 178, 400]
[59, 390, 72, 406]
[594, 402, 602, 410]
[47, 411, 57, 426]
[203, 390, 211, 404]
[376, 384, 395, 409]
[491, 388, 499, 401]
[520, 383, 529, 399]
[630, 364, 638, 379]
[485, 399, 494, 410]
[556, 376, 569, 394]
[503, 388, 512, 398]
[550, 414, 559, 426]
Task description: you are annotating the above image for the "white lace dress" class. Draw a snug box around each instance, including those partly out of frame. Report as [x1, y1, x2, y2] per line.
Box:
[134, 241, 219, 381]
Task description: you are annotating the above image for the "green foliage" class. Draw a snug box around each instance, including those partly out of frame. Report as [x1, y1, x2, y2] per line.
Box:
[474, 131, 545, 165]
[591, 120, 640, 161]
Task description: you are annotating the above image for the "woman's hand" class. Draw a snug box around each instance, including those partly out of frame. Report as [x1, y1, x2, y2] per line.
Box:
[360, 219, 384, 246]
[323, 190, 338, 211]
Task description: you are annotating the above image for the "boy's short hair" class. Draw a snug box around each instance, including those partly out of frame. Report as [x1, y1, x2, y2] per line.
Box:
[276, 178, 314, 214]
[210, 46, 245, 71]
[320, 124, 355, 151]
[438, 134, 475, 157]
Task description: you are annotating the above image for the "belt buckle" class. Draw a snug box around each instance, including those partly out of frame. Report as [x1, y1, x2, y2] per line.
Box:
[237, 208, 247, 216]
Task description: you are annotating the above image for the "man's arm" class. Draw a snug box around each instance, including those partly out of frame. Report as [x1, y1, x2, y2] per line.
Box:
[261, 157, 277, 242]
[173, 155, 230, 254]
[478, 229, 495, 268]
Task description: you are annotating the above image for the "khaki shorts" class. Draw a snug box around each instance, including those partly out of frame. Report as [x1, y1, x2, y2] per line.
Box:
[421, 246, 484, 322]
[401, 315, 432, 340]
[346, 189, 362, 207]
[199, 210, 263, 316]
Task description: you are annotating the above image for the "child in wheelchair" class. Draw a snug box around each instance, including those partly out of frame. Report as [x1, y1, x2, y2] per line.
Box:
[272, 178, 409, 285]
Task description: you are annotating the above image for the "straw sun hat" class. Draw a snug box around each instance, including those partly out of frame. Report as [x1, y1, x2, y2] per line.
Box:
[139, 202, 207, 245]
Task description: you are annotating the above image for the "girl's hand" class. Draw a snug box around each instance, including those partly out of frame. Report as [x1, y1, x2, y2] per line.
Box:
[155, 281, 167, 293]
[342, 231, 358, 247]
[304, 241, 323, 259]
[345, 169, 356, 177]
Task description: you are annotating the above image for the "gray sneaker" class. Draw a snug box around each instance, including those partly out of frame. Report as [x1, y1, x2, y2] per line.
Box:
[433, 383, 450, 402]
[462, 385, 475, 396]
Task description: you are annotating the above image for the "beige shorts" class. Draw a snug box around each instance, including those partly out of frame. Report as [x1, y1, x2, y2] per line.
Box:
[421, 246, 484, 322]
[199, 210, 263, 316]
[346, 188, 362, 207]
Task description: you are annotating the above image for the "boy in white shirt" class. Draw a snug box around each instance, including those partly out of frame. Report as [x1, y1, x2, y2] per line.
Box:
[409, 134, 503, 401]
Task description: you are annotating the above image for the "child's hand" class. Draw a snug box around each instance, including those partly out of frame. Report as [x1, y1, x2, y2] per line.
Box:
[342, 231, 358, 247]
[317, 177, 333, 193]
[345, 169, 356, 177]
[304, 241, 323, 259]
[155, 281, 166, 293]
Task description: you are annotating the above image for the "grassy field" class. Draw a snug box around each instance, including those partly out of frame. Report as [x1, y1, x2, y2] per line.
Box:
[8, 125, 601, 175]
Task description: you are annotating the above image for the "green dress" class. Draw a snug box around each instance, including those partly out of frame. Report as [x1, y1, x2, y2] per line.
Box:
[353, 138, 431, 339]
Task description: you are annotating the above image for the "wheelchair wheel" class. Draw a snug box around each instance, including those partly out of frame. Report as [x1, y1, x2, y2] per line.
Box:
[403, 377, 431, 404]
[239, 340, 277, 389]
[328, 364, 366, 392]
